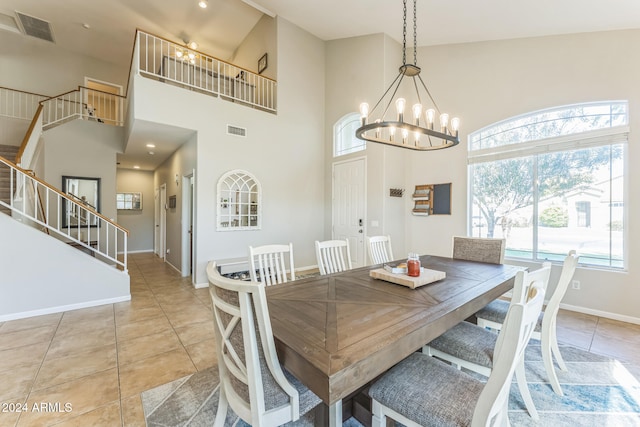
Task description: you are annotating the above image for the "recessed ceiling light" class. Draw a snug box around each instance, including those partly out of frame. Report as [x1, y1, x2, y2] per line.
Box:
[133, 165, 140, 169]
[82, 23, 90, 29]
[148, 151, 155, 155]
[146, 143, 156, 148]
[198, 0, 208, 8]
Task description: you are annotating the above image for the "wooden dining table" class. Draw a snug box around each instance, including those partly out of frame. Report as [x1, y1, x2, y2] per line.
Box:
[266, 254, 524, 426]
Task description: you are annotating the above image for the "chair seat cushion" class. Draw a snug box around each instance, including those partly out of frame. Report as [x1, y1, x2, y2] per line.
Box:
[477, 299, 543, 332]
[369, 352, 484, 426]
[427, 321, 497, 368]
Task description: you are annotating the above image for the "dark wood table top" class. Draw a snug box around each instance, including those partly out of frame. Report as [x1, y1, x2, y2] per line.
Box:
[266, 255, 523, 406]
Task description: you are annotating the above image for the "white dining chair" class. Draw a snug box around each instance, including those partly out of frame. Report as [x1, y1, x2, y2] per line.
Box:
[249, 243, 295, 286]
[452, 236, 506, 264]
[315, 239, 352, 275]
[423, 264, 551, 420]
[476, 250, 579, 395]
[206, 262, 321, 426]
[366, 235, 394, 265]
[369, 280, 546, 427]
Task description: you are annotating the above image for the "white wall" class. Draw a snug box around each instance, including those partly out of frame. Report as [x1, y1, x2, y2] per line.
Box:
[116, 169, 155, 252]
[400, 30, 640, 321]
[230, 15, 277, 81]
[134, 17, 325, 285]
[0, 213, 129, 321]
[0, 30, 127, 96]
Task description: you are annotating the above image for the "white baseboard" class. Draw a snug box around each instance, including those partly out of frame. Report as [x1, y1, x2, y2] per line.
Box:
[560, 303, 640, 326]
[0, 295, 131, 322]
[194, 281, 209, 289]
[295, 264, 319, 273]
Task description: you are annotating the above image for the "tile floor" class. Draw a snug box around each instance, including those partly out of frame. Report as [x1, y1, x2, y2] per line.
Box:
[1, 252, 639, 426]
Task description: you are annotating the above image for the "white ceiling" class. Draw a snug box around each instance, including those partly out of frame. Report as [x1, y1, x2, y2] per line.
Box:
[2, 0, 640, 170]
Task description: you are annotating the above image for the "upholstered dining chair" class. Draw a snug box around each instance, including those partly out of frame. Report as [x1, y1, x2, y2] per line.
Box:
[366, 235, 394, 265]
[315, 239, 352, 275]
[369, 279, 546, 427]
[452, 236, 506, 264]
[423, 265, 551, 420]
[206, 262, 321, 426]
[249, 243, 295, 286]
[476, 250, 579, 396]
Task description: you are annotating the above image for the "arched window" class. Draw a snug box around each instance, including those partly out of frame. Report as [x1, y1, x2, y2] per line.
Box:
[334, 112, 365, 157]
[468, 101, 628, 269]
[217, 170, 261, 231]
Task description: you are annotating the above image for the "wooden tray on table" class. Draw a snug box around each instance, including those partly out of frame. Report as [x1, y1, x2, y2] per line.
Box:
[369, 267, 446, 289]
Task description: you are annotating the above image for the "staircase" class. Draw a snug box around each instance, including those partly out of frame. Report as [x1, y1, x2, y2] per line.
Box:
[0, 144, 19, 216]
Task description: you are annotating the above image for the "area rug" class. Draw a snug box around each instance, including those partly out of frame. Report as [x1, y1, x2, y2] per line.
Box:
[141, 343, 640, 426]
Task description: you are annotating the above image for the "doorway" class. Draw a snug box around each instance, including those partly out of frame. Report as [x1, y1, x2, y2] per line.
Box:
[84, 77, 123, 125]
[332, 157, 367, 267]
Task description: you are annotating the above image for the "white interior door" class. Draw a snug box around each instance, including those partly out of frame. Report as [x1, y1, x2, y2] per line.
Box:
[333, 157, 366, 267]
[181, 173, 195, 278]
[154, 188, 160, 256]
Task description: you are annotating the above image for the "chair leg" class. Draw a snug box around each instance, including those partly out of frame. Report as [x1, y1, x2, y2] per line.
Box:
[213, 387, 229, 427]
[371, 400, 387, 427]
[542, 320, 565, 396]
[515, 356, 539, 420]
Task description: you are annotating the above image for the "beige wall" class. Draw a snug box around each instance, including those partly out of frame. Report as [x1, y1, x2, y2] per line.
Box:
[230, 15, 277, 81]
[116, 169, 155, 252]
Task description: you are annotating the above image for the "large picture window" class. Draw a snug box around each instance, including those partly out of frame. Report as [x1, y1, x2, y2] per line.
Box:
[468, 102, 627, 268]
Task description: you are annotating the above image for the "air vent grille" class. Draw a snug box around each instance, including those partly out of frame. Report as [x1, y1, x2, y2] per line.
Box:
[227, 125, 247, 137]
[16, 12, 55, 43]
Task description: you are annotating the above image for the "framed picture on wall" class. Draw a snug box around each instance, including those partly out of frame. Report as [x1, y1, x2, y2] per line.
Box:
[258, 53, 268, 74]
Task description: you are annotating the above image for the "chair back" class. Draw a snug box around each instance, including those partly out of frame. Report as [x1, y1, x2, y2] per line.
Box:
[206, 261, 301, 426]
[315, 239, 352, 275]
[249, 243, 295, 286]
[471, 273, 545, 426]
[452, 236, 506, 264]
[366, 235, 394, 265]
[543, 250, 579, 326]
[511, 262, 551, 305]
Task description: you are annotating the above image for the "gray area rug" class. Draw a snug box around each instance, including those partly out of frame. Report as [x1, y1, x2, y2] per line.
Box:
[141, 342, 640, 426]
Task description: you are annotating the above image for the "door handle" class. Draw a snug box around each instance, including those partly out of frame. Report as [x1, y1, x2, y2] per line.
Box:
[359, 229, 363, 233]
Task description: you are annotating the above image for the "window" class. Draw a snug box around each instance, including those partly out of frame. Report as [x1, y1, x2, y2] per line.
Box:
[334, 112, 365, 157]
[217, 170, 261, 231]
[468, 102, 628, 268]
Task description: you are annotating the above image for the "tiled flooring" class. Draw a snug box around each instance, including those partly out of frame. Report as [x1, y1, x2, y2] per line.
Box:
[1, 252, 639, 426]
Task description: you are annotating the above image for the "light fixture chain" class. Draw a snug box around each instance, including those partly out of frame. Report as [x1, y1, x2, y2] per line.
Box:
[402, 0, 407, 65]
[413, 0, 417, 65]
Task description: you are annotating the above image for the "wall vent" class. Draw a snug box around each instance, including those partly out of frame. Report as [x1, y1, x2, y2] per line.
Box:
[227, 125, 247, 137]
[16, 12, 55, 43]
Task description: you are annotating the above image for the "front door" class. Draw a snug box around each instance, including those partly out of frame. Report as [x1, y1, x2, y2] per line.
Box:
[332, 157, 366, 268]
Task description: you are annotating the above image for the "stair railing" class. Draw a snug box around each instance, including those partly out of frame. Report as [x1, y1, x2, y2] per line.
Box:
[0, 86, 48, 120]
[41, 86, 126, 130]
[0, 156, 128, 271]
[134, 30, 277, 113]
[15, 104, 44, 168]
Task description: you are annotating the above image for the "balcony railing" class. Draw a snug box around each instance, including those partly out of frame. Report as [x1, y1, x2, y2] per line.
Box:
[0, 87, 48, 121]
[41, 86, 126, 130]
[134, 30, 277, 113]
[0, 156, 128, 271]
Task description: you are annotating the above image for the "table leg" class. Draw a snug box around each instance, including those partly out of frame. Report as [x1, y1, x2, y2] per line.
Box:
[329, 400, 342, 427]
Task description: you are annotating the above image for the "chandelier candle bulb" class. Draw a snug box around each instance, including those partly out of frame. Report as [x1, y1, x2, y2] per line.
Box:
[389, 126, 396, 141]
[396, 98, 406, 122]
[426, 108, 435, 130]
[402, 128, 409, 144]
[451, 117, 460, 136]
[412, 103, 423, 125]
[440, 113, 449, 133]
[360, 102, 369, 126]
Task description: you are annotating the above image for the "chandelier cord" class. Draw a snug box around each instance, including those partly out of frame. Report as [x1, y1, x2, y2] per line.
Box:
[413, 0, 417, 65]
[402, 0, 407, 65]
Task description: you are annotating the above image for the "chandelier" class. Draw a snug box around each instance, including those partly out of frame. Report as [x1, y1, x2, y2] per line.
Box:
[356, 0, 460, 151]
